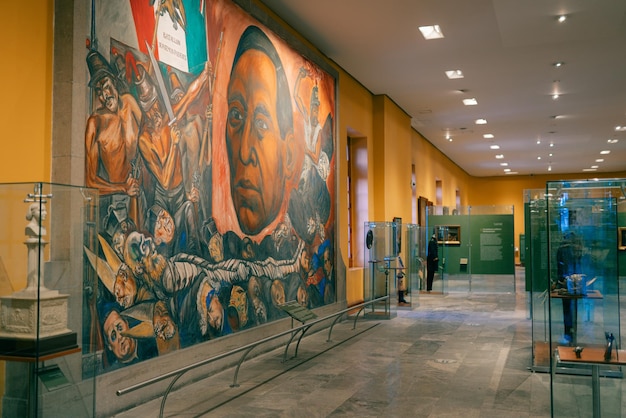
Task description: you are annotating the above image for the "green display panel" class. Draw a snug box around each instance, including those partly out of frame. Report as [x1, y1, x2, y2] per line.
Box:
[469, 215, 515, 274]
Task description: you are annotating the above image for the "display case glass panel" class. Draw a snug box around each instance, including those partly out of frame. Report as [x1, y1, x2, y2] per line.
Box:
[401, 224, 426, 307]
[544, 179, 625, 417]
[363, 222, 398, 318]
[0, 182, 99, 417]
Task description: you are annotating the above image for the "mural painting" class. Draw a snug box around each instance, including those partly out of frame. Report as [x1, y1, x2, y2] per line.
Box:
[84, 0, 336, 372]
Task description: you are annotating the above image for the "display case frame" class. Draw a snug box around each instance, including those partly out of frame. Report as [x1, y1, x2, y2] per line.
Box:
[0, 182, 99, 417]
[525, 179, 626, 417]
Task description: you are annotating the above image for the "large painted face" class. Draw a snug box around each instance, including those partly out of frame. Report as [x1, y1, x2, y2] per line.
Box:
[226, 50, 287, 235]
[270, 279, 285, 306]
[125, 231, 163, 279]
[113, 264, 137, 309]
[104, 310, 137, 363]
[153, 209, 175, 245]
[95, 75, 119, 113]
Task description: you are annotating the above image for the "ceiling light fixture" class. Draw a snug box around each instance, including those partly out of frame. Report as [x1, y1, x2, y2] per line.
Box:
[495, 154, 504, 159]
[504, 168, 511, 172]
[500, 162, 508, 166]
[583, 168, 597, 172]
[445, 70, 464, 79]
[615, 126, 626, 132]
[490, 145, 500, 150]
[548, 165, 552, 172]
[553, 61, 565, 68]
[536, 139, 541, 144]
[483, 134, 494, 139]
[537, 156, 541, 160]
[463, 98, 478, 106]
[600, 150, 611, 154]
[608, 138, 619, 144]
[552, 93, 559, 100]
[557, 15, 567, 23]
[475, 118, 487, 125]
[596, 159, 604, 162]
[419, 25, 444, 40]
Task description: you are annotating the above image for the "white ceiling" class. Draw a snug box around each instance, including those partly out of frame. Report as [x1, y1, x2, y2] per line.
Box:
[259, 0, 626, 177]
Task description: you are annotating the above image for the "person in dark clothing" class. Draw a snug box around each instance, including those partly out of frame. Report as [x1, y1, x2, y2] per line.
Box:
[426, 233, 439, 291]
[555, 232, 583, 345]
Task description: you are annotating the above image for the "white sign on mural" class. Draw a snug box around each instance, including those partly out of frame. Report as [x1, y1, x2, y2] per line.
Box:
[156, 8, 188, 72]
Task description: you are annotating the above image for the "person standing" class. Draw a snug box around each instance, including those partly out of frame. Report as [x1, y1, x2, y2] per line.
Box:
[426, 233, 439, 292]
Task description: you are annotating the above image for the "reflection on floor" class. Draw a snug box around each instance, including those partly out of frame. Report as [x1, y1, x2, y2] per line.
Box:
[113, 268, 624, 417]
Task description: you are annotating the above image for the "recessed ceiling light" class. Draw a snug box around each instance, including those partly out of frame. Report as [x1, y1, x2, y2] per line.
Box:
[419, 25, 444, 40]
[600, 150, 611, 155]
[537, 156, 542, 160]
[552, 93, 560, 100]
[591, 165, 599, 169]
[536, 139, 541, 144]
[505, 171, 518, 175]
[490, 145, 500, 150]
[583, 168, 597, 172]
[463, 98, 478, 106]
[608, 139, 619, 144]
[483, 134, 494, 139]
[445, 70, 464, 79]
[475, 118, 487, 125]
[500, 162, 508, 166]
[596, 159, 604, 162]
[553, 61, 565, 68]
[504, 168, 511, 172]
[495, 154, 504, 159]
[548, 165, 552, 172]
[557, 15, 567, 23]
[550, 142, 554, 147]
[615, 126, 626, 132]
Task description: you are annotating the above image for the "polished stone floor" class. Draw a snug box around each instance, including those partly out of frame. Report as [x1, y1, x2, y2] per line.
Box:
[113, 271, 624, 417]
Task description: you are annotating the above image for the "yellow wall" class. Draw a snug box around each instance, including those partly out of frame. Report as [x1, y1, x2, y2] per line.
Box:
[0, 1, 52, 182]
[0, 2, 53, 407]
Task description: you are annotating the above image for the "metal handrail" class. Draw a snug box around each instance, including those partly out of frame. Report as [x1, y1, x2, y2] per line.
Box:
[116, 295, 389, 418]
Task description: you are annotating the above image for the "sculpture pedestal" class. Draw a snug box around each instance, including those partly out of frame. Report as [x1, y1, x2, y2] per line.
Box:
[0, 290, 76, 357]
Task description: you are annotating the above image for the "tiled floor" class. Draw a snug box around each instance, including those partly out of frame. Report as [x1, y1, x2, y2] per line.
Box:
[113, 271, 623, 417]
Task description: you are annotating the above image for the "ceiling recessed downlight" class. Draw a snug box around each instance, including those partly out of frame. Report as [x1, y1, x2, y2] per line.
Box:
[463, 98, 478, 106]
[490, 145, 500, 150]
[475, 118, 487, 125]
[445, 69, 464, 79]
[608, 139, 619, 144]
[419, 25, 444, 40]
[483, 134, 494, 139]
[600, 150, 611, 155]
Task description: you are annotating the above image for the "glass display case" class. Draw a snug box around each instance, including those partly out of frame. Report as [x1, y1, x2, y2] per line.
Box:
[539, 179, 625, 417]
[401, 224, 425, 307]
[363, 221, 398, 318]
[525, 188, 552, 372]
[0, 183, 99, 417]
